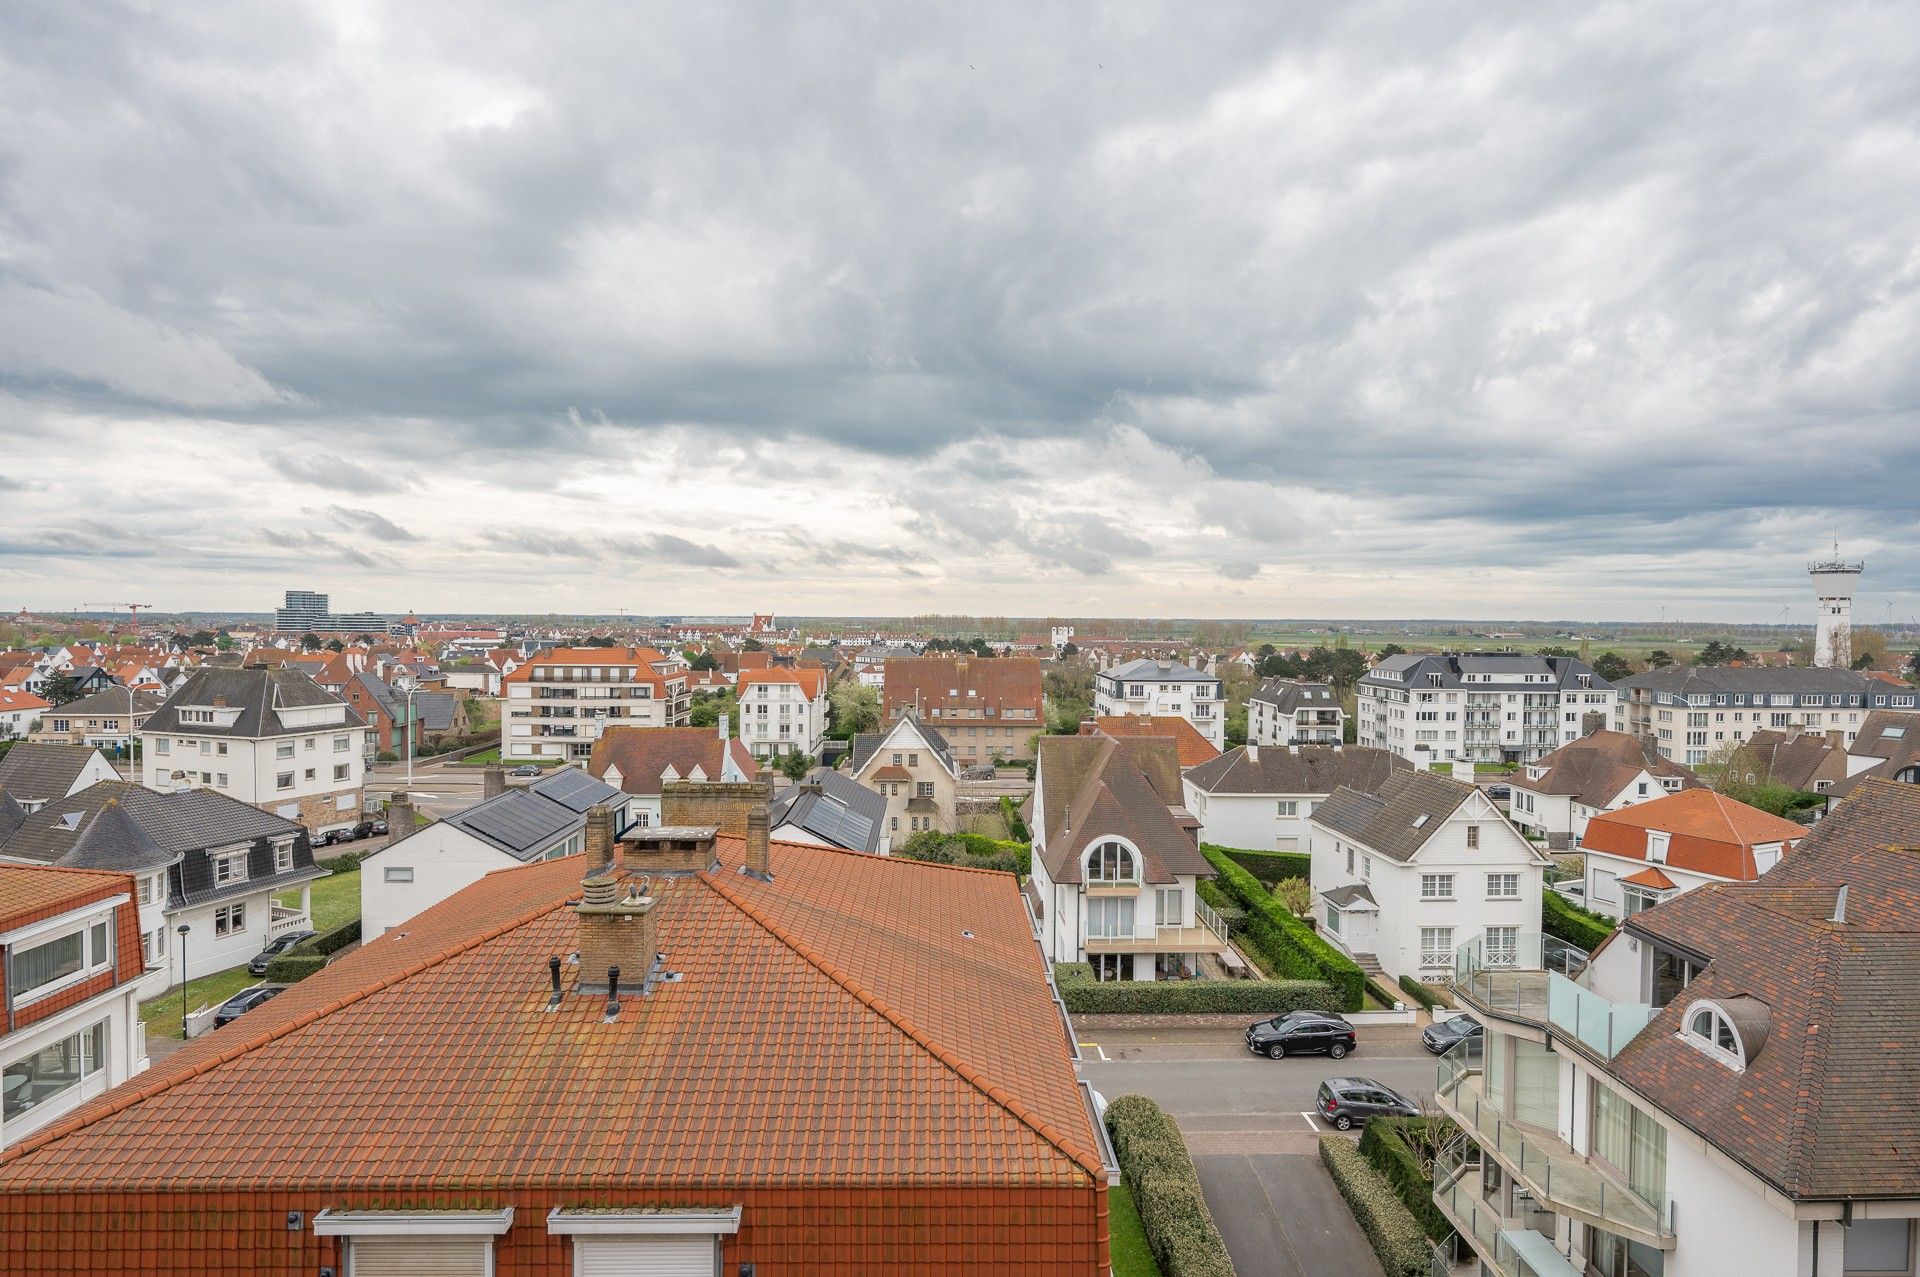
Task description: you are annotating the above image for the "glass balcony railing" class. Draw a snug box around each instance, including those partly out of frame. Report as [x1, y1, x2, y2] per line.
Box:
[1452, 932, 1655, 1061]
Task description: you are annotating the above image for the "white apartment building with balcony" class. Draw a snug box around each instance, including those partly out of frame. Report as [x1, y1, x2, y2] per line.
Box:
[500, 647, 691, 762]
[734, 666, 829, 760]
[1434, 780, 1920, 1277]
[1612, 666, 1919, 767]
[1247, 679, 1344, 746]
[1094, 659, 1225, 750]
[1358, 652, 1614, 766]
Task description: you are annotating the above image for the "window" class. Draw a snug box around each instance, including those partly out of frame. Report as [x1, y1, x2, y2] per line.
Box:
[1843, 1219, 1914, 1275]
[215, 773, 228, 787]
[1, 1020, 106, 1123]
[156, 737, 170, 755]
[214, 903, 245, 936]
[1086, 841, 1139, 884]
[1683, 1001, 1748, 1069]
[1085, 895, 1135, 939]
[274, 844, 294, 874]
[384, 866, 414, 884]
[1276, 799, 1298, 817]
[276, 741, 294, 759]
[7, 921, 113, 1003]
[1362, 854, 1372, 880]
[1646, 831, 1670, 863]
[1155, 887, 1182, 926]
[1345, 847, 1354, 874]
[1419, 927, 1454, 968]
[138, 876, 154, 906]
[1465, 824, 1480, 849]
[305, 737, 316, 751]
[334, 764, 350, 782]
[1486, 872, 1520, 899]
[1420, 873, 1455, 900]
[277, 772, 294, 790]
[212, 851, 248, 885]
[303, 768, 316, 782]
[334, 735, 350, 752]
[1593, 1081, 1668, 1207]
[1484, 925, 1519, 966]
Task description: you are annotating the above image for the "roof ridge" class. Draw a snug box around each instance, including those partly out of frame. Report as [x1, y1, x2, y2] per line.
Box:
[0, 887, 573, 1167]
[700, 865, 1100, 1180]
[760, 834, 1013, 878]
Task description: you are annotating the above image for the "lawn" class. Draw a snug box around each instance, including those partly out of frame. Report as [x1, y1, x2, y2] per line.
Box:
[140, 964, 261, 1040]
[453, 747, 562, 767]
[1109, 1181, 1161, 1277]
[284, 865, 362, 934]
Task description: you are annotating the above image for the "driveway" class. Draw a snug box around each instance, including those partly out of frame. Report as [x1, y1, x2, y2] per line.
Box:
[1081, 1024, 1436, 1277]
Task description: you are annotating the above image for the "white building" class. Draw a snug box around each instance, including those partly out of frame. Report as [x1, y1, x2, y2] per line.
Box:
[0, 865, 150, 1151]
[1358, 652, 1614, 766]
[1094, 658, 1226, 750]
[734, 667, 829, 760]
[1028, 735, 1232, 981]
[1246, 680, 1344, 746]
[1507, 729, 1699, 848]
[1180, 744, 1408, 854]
[1309, 769, 1548, 985]
[500, 646, 691, 762]
[0, 690, 48, 741]
[1810, 552, 1864, 669]
[360, 767, 635, 938]
[1577, 787, 1806, 920]
[139, 668, 369, 838]
[0, 744, 120, 812]
[1613, 666, 1918, 767]
[1435, 779, 1920, 1277]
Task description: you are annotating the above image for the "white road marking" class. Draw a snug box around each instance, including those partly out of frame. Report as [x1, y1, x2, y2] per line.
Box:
[1078, 1041, 1109, 1061]
[1300, 1111, 1322, 1131]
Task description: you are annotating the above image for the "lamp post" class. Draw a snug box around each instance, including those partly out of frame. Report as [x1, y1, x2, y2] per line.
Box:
[404, 685, 419, 792]
[175, 923, 191, 1038]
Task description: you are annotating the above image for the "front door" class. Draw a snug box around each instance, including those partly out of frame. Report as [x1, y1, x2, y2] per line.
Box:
[1091, 953, 1133, 982]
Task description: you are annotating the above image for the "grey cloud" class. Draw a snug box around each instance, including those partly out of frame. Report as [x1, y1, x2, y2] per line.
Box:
[1219, 561, 1259, 581]
[268, 451, 411, 495]
[484, 530, 739, 570]
[257, 528, 382, 569]
[327, 506, 418, 542]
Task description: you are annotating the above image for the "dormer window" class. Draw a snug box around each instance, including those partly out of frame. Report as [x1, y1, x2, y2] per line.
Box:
[1086, 841, 1139, 884]
[1646, 831, 1670, 864]
[1683, 1001, 1754, 1070]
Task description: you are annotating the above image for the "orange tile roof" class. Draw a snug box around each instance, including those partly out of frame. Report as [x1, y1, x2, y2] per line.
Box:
[0, 838, 1098, 1191]
[883, 657, 1043, 718]
[1619, 866, 1677, 890]
[586, 726, 757, 795]
[0, 864, 136, 933]
[500, 647, 680, 688]
[1090, 715, 1220, 768]
[1583, 788, 1806, 881]
[0, 688, 50, 712]
[736, 666, 825, 699]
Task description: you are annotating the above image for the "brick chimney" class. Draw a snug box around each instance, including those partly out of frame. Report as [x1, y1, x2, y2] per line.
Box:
[574, 862, 656, 1002]
[745, 803, 771, 881]
[386, 794, 417, 844]
[584, 801, 616, 873]
[483, 764, 506, 799]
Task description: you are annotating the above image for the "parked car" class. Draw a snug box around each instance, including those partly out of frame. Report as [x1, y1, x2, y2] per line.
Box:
[212, 984, 286, 1029]
[962, 764, 997, 780]
[1422, 1013, 1484, 1055]
[1485, 783, 1512, 801]
[1245, 1010, 1357, 1060]
[509, 764, 542, 778]
[247, 930, 317, 976]
[368, 818, 388, 836]
[1317, 1077, 1421, 1131]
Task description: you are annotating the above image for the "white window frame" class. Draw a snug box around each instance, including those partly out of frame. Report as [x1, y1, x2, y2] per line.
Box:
[1419, 926, 1455, 969]
[212, 850, 249, 886]
[1420, 873, 1455, 900]
[2, 904, 121, 1006]
[314, 1208, 514, 1277]
[1486, 872, 1520, 900]
[546, 1206, 740, 1276]
[1681, 1000, 1747, 1070]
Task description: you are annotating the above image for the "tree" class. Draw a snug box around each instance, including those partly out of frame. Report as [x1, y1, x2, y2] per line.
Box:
[689, 688, 737, 730]
[1535, 645, 1576, 659]
[215, 633, 234, 651]
[300, 633, 322, 651]
[1060, 642, 1078, 657]
[742, 638, 764, 652]
[1646, 650, 1675, 668]
[40, 674, 82, 707]
[1591, 651, 1633, 683]
[582, 636, 617, 648]
[325, 638, 345, 653]
[687, 650, 720, 672]
[1908, 650, 1920, 684]
[828, 680, 881, 737]
[776, 750, 813, 782]
[1376, 643, 1406, 659]
[1851, 627, 1891, 671]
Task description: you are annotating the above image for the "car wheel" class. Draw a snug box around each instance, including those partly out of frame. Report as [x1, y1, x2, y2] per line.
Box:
[1333, 1113, 1354, 1131]
[1266, 1043, 1286, 1060]
[1329, 1042, 1349, 1060]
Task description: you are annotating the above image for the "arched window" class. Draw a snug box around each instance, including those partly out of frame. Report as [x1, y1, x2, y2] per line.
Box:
[1683, 1002, 1746, 1069]
[1086, 841, 1138, 884]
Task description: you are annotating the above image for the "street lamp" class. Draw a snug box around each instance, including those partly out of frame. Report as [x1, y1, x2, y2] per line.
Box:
[404, 685, 420, 792]
[175, 923, 191, 1038]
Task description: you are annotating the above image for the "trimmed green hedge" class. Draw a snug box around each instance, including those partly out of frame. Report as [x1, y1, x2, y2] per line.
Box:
[263, 953, 327, 983]
[1055, 963, 1340, 1016]
[1202, 843, 1310, 884]
[1204, 847, 1365, 1012]
[1000, 795, 1030, 841]
[317, 849, 372, 875]
[1359, 1118, 1455, 1244]
[894, 830, 1031, 876]
[1544, 890, 1614, 951]
[1320, 1134, 1429, 1277]
[308, 918, 362, 956]
[1105, 1096, 1236, 1277]
[1397, 975, 1441, 1010]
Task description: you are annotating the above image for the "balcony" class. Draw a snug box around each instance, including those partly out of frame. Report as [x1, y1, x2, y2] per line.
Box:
[1432, 1140, 1582, 1277]
[269, 904, 310, 939]
[1436, 1056, 1673, 1248]
[1084, 898, 1233, 956]
[1453, 932, 1655, 1061]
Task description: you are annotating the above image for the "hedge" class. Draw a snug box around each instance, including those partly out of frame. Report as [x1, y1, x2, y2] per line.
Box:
[1397, 974, 1441, 1010]
[317, 849, 372, 875]
[1201, 843, 1310, 884]
[1000, 795, 1030, 841]
[1204, 847, 1365, 1012]
[1543, 890, 1614, 951]
[265, 918, 363, 984]
[1320, 1134, 1430, 1277]
[1359, 1118, 1456, 1244]
[1105, 1096, 1237, 1277]
[894, 830, 1031, 876]
[1054, 963, 1340, 1016]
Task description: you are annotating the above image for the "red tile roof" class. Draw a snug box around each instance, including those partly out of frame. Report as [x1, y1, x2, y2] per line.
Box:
[736, 666, 825, 700]
[586, 726, 757, 795]
[1583, 788, 1806, 880]
[883, 657, 1043, 720]
[1089, 715, 1220, 768]
[1618, 866, 1677, 890]
[500, 647, 681, 688]
[0, 689, 50, 712]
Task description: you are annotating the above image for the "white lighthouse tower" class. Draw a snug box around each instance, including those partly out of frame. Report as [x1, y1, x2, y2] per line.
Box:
[1809, 547, 1865, 669]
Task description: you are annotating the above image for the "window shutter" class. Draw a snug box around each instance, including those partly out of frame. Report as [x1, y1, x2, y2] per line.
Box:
[349, 1236, 490, 1276]
[574, 1236, 716, 1277]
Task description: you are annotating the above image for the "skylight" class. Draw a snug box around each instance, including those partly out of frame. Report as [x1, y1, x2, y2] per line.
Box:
[1412, 814, 1430, 829]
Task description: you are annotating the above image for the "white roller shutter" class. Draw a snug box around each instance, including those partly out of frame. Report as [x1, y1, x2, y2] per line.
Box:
[349, 1235, 491, 1277]
[574, 1235, 716, 1277]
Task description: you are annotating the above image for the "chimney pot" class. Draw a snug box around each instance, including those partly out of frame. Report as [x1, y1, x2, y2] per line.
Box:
[586, 803, 617, 874]
[744, 803, 772, 881]
[386, 795, 417, 845]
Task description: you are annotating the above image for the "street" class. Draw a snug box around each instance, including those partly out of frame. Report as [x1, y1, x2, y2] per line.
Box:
[366, 754, 498, 821]
[1079, 1023, 1439, 1277]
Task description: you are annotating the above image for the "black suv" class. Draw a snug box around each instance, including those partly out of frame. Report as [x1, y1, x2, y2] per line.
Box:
[1421, 1013, 1484, 1056]
[212, 984, 286, 1028]
[1245, 1011, 1357, 1060]
[248, 930, 316, 976]
[1317, 1078, 1421, 1131]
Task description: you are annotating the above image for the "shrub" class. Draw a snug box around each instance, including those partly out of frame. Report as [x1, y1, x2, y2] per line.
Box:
[893, 830, 1030, 877]
[1105, 1096, 1237, 1277]
[375, 750, 399, 763]
[1205, 847, 1365, 1011]
[1000, 794, 1030, 841]
[1272, 877, 1312, 917]
[1359, 1118, 1456, 1243]
[1544, 890, 1613, 951]
[317, 849, 371, 875]
[1202, 843, 1310, 884]
[1320, 1135, 1430, 1277]
[1054, 963, 1339, 1016]
[1397, 975, 1441, 1010]
[306, 918, 363, 957]
[264, 953, 327, 983]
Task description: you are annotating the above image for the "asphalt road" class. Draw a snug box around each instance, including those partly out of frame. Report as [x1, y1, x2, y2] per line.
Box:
[366, 756, 499, 820]
[1080, 1024, 1441, 1277]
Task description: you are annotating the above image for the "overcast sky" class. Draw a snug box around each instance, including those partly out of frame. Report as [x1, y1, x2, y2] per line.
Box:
[2, 3, 1918, 622]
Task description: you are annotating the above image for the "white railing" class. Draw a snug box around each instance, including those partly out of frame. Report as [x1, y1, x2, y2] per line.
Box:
[1195, 896, 1228, 940]
[269, 905, 310, 938]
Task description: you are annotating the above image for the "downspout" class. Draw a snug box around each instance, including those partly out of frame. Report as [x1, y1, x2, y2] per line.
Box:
[1810, 1219, 1819, 1276]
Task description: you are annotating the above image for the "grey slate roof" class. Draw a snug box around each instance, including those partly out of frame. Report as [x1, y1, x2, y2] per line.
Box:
[143, 668, 364, 738]
[349, 671, 402, 721]
[1615, 666, 1880, 699]
[1508, 729, 1699, 807]
[61, 800, 181, 874]
[1183, 745, 1409, 797]
[0, 743, 106, 804]
[413, 692, 458, 732]
[1312, 769, 1478, 863]
[769, 769, 888, 854]
[1247, 680, 1338, 713]
[49, 686, 166, 720]
[849, 714, 956, 775]
[1321, 883, 1378, 910]
[0, 792, 25, 846]
[0, 782, 302, 866]
[1103, 658, 1219, 684]
[1362, 651, 1608, 692]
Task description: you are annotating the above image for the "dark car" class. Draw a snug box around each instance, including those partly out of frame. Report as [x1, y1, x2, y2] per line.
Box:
[1317, 1077, 1421, 1131]
[509, 764, 542, 778]
[368, 818, 388, 836]
[212, 984, 286, 1028]
[247, 930, 317, 976]
[1422, 1013, 1484, 1055]
[1485, 783, 1512, 801]
[1245, 1010, 1357, 1060]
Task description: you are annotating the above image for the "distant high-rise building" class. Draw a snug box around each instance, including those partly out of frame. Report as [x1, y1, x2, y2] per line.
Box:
[1809, 549, 1865, 669]
[273, 589, 390, 634]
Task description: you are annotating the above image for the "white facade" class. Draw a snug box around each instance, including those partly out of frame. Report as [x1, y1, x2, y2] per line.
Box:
[1311, 790, 1547, 982]
[1359, 654, 1614, 765]
[0, 693, 47, 741]
[1508, 767, 1683, 846]
[736, 673, 828, 759]
[1093, 661, 1226, 749]
[1246, 684, 1344, 746]
[1810, 556, 1864, 670]
[359, 823, 544, 938]
[1181, 783, 1319, 854]
[1027, 832, 1218, 981]
[501, 649, 691, 762]
[143, 712, 367, 836]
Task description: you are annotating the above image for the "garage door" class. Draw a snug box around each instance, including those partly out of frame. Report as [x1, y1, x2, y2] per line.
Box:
[575, 1236, 717, 1277]
[350, 1235, 490, 1276]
